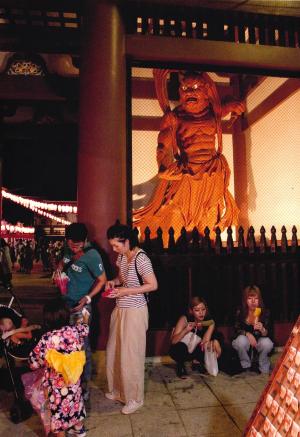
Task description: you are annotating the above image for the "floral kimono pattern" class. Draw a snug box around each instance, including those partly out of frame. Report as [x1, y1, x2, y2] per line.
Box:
[29, 323, 88, 433]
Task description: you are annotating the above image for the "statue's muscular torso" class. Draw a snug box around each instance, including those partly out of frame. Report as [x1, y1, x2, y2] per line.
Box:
[174, 105, 217, 153]
[157, 105, 218, 172]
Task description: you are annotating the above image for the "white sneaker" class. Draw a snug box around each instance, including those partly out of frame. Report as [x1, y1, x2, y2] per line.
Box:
[121, 400, 143, 415]
[105, 391, 121, 401]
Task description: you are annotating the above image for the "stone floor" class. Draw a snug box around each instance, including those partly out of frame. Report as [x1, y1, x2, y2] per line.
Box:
[0, 353, 280, 437]
[0, 266, 280, 436]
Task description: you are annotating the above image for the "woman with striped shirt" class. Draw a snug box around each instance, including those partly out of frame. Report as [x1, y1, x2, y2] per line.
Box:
[105, 224, 158, 415]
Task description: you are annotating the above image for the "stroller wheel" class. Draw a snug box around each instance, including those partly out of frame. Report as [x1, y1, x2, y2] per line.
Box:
[10, 399, 32, 424]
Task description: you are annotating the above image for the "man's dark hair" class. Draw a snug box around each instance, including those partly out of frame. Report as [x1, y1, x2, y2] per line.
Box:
[65, 222, 88, 242]
[43, 298, 70, 331]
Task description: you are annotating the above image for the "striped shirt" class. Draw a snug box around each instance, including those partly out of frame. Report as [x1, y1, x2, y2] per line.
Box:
[116, 249, 154, 308]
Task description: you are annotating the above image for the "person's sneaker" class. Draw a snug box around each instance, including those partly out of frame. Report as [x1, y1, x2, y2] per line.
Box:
[121, 399, 143, 415]
[67, 425, 87, 436]
[105, 391, 121, 402]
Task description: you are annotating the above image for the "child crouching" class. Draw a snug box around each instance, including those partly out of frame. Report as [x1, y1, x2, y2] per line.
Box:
[29, 298, 88, 437]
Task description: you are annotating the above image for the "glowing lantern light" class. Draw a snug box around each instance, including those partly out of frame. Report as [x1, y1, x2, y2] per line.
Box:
[1, 189, 76, 225]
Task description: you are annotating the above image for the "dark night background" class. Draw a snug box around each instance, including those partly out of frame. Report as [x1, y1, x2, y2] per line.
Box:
[2, 131, 78, 225]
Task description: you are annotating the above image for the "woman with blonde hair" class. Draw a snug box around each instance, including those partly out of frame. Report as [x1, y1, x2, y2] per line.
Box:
[232, 285, 273, 374]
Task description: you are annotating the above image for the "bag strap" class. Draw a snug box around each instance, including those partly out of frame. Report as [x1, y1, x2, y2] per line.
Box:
[119, 250, 149, 302]
[135, 250, 150, 304]
[134, 250, 145, 286]
[119, 250, 145, 285]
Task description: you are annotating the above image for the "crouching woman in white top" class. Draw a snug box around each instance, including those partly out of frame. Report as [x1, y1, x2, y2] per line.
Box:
[105, 223, 158, 415]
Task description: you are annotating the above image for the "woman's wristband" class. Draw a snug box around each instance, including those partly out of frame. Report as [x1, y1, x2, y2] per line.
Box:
[85, 295, 92, 304]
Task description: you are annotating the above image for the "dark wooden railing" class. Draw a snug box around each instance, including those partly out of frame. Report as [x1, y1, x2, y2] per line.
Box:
[0, 1, 81, 53]
[137, 225, 300, 330]
[124, 3, 300, 49]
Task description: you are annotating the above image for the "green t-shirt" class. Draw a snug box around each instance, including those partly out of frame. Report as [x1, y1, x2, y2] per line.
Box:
[63, 243, 105, 307]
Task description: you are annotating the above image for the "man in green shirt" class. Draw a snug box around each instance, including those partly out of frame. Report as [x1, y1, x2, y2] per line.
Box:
[61, 223, 106, 398]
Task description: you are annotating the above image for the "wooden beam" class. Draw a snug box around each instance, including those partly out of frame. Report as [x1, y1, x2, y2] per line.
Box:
[0, 76, 65, 101]
[0, 27, 80, 54]
[242, 78, 300, 130]
[132, 77, 233, 99]
[132, 78, 156, 99]
[132, 116, 160, 130]
[126, 35, 300, 75]
[132, 115, 232, 133]
[0, 0, 81, 10]
[123, 0, 300, 18]
[2, 123, 77, 140]
[240, 75, 268, 98]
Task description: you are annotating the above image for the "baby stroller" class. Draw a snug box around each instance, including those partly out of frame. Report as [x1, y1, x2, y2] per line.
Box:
[0, 289, 42, 423]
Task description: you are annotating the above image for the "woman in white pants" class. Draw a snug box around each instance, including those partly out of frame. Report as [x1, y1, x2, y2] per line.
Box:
[105, 224, 158, 415]
[232, 285, 273, 374]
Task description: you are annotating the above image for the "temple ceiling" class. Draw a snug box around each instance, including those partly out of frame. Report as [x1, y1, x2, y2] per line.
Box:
[0, 1, 298, 127]
[127, 1, 300, 17]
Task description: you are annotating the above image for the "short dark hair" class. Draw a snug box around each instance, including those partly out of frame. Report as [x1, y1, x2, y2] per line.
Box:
[106, 224, 139, 250]
[65, 223, 88, 242]
[43, 298, 70, 331]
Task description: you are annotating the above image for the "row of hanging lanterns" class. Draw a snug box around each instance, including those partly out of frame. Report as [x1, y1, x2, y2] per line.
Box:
[1, 222, 35, 234]
[2, 190, 77, 213]
[2, 189, 76, 225]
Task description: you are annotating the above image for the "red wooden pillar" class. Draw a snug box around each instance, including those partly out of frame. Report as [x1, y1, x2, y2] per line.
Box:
[0, 157, 2, 232]
[78, 0, 127, 250]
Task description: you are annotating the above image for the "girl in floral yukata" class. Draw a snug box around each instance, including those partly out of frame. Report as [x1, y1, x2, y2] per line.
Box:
[29, 298, 88, 437]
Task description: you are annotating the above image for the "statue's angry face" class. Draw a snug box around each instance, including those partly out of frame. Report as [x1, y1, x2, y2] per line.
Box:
[179, 75, 209, 113]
